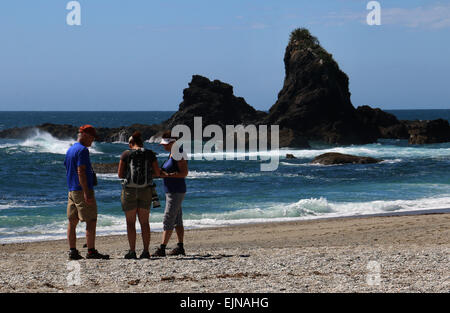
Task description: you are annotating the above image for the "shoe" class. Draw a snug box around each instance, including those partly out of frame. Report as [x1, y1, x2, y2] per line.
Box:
[168, 246, 186, 256]
[139, 250, 150, 259]
[86, 249, 110, 260]
[68, 249, 84, 260]
[151, 247, 166, 257]
[124, 250, 137, 259]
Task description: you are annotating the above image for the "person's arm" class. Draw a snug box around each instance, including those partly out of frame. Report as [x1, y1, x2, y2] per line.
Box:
[118, 159, 126, 179]
[77, 148, 94, 204]
[151, 159, 162, 178]
[118, 150, 129, 179]
[168, 159, 188, 178]
[77, 165, 94, 204]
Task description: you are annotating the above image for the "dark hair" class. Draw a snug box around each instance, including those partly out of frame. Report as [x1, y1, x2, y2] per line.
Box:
[162, 130, 178, 140]
[129, 131, 144, 147]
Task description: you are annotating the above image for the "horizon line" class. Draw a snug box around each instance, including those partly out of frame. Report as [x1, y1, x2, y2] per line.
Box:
[1, 108, 449, 112]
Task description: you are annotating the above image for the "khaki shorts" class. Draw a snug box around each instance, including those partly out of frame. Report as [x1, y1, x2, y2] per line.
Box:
[67, 190, 98, 222]
[121, 186, 152, 211]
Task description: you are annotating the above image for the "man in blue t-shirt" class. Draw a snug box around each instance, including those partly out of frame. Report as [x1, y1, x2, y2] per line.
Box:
[64, 125, 109, 260]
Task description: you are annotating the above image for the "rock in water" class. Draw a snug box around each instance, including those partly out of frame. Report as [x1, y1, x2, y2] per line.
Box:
[312, 152, 382, 165]
[0, 124, 78, 140]
[0, 123, 162, 143]
[355, 106, 409, 139]
[163, 75, 266, 129]
[92, 163, 119, 174]
[355, 106, 450, 143]
[406, 119, 450, 144]
[263, 28, 379, 145]
[159, 75, 310, 148]
[1, 29, 447, 147]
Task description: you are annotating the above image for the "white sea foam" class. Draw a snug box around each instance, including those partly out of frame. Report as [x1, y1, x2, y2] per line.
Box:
[187, 171, 226, 179]
[0, 200, 68, 211]
[2, 195, 449, 243]
[177, 196, 450, 229]
[179, 143, 450, 161]
[187, 170, 314, 179]
[280, 158, 404, 167]
[1, 129, 103, 155]
[0, 204, 37, 211]
[97, 173, 121, 181]
[279, 145, 450, 160]
[379, 159, 403, 164]
[0, 143, 16, 149]
[187, 171, 268, 179]
[280, 161, 340, 167]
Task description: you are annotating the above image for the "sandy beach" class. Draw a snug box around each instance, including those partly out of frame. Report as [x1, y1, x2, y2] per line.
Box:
[0, 212, 448, 293]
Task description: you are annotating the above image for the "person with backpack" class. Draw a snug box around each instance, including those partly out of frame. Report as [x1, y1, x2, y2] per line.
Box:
[151, 131, 189, 257]
[118, 131, 161, 259]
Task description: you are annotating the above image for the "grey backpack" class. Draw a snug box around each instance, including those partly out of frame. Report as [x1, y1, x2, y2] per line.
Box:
[124, 148, 154, 188]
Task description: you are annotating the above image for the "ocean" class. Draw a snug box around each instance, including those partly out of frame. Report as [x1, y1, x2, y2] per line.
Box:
[0, 110, 449, 243]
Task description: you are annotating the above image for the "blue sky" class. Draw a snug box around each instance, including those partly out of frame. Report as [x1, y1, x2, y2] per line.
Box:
[0, 0, 449, 111]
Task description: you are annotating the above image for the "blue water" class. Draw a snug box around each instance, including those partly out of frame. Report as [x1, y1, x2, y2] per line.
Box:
[0, 111, 174, 131]
[386, 109, 450, 121]
[0, 110, 449, 243]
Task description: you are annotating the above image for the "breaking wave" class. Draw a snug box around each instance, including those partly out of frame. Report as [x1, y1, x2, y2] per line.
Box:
[2, 196, 449, 243]
[0, 129, 103, 155]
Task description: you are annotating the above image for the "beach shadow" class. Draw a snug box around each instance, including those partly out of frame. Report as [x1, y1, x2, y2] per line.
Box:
[150, 253, 251, 261]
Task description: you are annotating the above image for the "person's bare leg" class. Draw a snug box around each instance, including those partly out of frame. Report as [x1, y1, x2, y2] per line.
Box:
[162, 230, 173, 245]
[86, 220, 97, 250]
[175, 225, 184, 244]
[125, 209, 137, 251]
[68, 218, 79, 249]
[137, 208, 150, 251]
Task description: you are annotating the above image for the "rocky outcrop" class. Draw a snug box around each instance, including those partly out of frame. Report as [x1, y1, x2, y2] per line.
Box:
[263, 28, 379, 145]
[312, 152, 382, 165]
[356, 106, 400, 128]
[0, 123, 163, 143]
[164, 75, 266, 129]
[355, 106, 409, 139]
[355, 106, 450, 143]
[0, 123, 78, 140]
[1, 29, 448, 147]
[158, 75, 310, 148]
[278, 128, 310, 148]
[92, 163, 119, 174]
[405, 119, 450, 144]
[100, 124, 163, 143]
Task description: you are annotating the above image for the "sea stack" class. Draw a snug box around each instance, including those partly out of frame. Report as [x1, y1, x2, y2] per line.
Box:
[163, 75, 266, 129]
[263, 28, 379, 145]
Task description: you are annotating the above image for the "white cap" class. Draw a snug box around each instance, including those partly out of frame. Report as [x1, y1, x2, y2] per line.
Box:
[160, 138, 176, 145]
